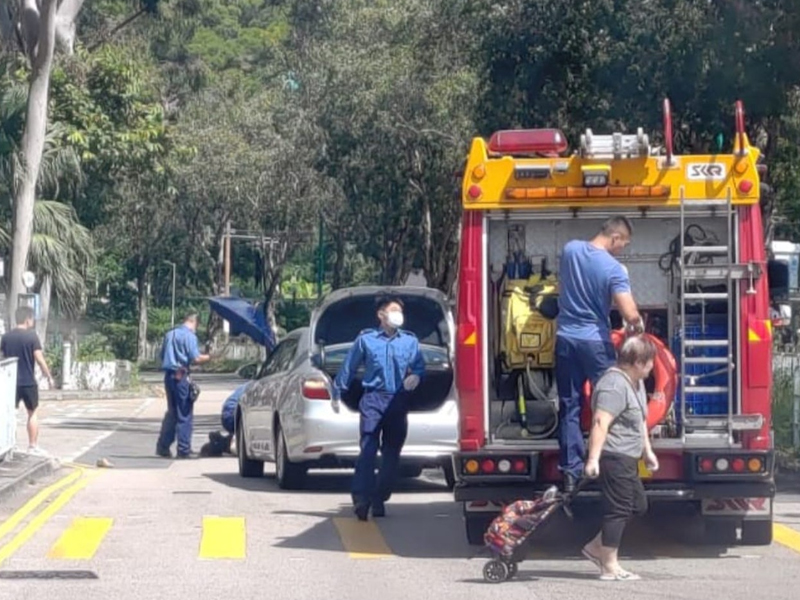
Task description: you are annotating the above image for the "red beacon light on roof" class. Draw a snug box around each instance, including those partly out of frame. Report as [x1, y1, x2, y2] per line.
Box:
[487, 128, 568, 157]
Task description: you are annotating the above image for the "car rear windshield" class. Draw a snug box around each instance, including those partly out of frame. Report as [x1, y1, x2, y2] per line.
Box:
[314, 294, 450, 347]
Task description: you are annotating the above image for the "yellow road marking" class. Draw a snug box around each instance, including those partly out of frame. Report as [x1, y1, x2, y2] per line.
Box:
[0, 468, 83, 543]
[199, 517, 246, 559]
[47, 517, 113, 559]
[332, 517, 392, 559]
[0, 471, 98, 566]
[774, 524, 800, 553]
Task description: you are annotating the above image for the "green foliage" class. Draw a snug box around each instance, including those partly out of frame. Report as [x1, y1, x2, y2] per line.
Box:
[773, 369, 796, 450]
[99, 321, 139, 361]
[77, 333, 117, 361]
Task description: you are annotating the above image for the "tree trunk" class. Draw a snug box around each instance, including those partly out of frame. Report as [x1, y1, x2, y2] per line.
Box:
[136, 270, 149, 362]
[35, 274, 52, 345]
[8, 0, 57, 325]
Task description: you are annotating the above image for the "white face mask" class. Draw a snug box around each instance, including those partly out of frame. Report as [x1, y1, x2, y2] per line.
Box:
[386, 310, 404, 328]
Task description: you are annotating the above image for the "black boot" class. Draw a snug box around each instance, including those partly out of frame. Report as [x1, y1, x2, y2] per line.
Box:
[563, 473, 576, 494]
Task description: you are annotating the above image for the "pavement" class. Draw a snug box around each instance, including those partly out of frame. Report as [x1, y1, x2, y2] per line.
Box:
[0, 376, 796, 599]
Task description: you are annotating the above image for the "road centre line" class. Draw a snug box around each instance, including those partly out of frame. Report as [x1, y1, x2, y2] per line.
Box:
[0, 468, 84, 543]
[48, 517, 114, 560]
[774, 524, 800, 554]
[199, 516, 246, 559]
[0, 469, 99, 566]
[332, 517, 393, 559]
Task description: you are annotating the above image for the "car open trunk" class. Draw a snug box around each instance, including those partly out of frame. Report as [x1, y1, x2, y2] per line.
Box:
[311, 287, 454, 413]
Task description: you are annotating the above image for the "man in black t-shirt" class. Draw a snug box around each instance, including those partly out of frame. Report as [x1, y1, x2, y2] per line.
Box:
[1, 306, 55, 455]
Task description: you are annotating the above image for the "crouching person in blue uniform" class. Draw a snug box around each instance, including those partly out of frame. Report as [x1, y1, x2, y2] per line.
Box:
[333, 295, 425, 521]
[202, 384, 247, 457]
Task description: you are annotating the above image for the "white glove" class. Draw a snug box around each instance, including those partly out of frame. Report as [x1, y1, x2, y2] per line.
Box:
[403, 374, 420, 391]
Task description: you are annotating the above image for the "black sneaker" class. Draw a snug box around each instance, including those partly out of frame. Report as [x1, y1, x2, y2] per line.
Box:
[176, 451, 199, 460]
[156, 448, 172, 458]
[354, 504, 370, 521]
[372, 503, 386, 518]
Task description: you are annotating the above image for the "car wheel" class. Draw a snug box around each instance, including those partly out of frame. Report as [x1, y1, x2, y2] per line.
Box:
[741, 520, 773, 546]
[275, 422, 307, 490]
[237, 415, 264, 478]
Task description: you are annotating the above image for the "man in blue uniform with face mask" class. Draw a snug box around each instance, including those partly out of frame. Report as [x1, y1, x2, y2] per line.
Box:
[333, 294, 426, 521]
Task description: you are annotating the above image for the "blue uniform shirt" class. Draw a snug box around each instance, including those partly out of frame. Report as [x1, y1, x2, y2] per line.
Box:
[160, 324, 201, 371]
[332, 328, 425, 401]
[556, 240, 631, 342]
[221, 383, 247, 433]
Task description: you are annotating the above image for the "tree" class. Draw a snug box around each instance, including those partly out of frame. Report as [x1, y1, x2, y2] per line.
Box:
[0, 58, 89, 341]
[290, 0, 478, 291]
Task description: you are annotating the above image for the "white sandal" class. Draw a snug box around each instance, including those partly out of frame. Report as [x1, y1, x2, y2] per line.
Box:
[600, 569, 641, 581]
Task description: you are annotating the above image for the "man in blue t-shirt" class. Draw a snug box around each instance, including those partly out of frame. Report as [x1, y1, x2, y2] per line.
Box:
[556, 216, 644, 492]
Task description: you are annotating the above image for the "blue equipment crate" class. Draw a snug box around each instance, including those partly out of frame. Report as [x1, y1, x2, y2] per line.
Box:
[672, 315, 730, 420]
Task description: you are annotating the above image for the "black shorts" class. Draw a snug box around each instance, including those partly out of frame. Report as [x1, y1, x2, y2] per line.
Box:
[599, 452, 648, 519]
[16, 385, 39, 411]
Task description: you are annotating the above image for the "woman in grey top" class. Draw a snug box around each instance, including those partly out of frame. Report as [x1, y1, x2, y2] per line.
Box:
[581, 335, 659, 581]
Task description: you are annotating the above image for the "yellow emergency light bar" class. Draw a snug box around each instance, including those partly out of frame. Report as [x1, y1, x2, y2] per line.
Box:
[462, 99, 762, 210]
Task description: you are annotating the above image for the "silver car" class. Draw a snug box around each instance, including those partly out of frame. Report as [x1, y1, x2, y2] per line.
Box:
[235, 286, 459, 490]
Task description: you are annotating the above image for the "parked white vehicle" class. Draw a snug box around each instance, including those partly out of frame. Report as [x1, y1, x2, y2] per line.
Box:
[235, 286, 459, 490]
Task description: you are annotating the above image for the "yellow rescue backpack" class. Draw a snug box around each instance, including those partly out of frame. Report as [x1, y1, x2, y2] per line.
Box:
[499, 275, 559, 370]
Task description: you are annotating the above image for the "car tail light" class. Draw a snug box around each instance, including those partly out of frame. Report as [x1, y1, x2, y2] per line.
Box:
[481, 459, 496, 473]
[302, 379, 331, 400]
[512, 459, 527, 473]
[464, 459, 479, 474]
[497, 459, 511, 473]
[748, 457, 765, 472]
[699, 458, 714, 473]
[715, 458, 729, 472]
[731, 458, 745, 473]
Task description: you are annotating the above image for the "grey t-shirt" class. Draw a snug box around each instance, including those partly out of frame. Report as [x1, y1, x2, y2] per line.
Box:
[591, 368, 647, 459]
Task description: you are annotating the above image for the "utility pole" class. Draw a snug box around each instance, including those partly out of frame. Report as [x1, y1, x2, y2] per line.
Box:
[317, 212, 324, 299]
[224, 220, 232, 296]
[164, 260, 176, 328]
[223, 221, 232, 337]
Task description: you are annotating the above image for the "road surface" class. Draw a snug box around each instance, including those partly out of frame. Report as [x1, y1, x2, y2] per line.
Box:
[0, 378, 798, 600]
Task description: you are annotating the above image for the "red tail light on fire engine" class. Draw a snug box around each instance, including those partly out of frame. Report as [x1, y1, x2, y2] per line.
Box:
[697, 455, 766, 475]
[462, 456, 530, 476]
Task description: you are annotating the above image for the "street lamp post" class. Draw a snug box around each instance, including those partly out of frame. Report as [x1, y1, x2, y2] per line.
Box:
[164, 261, 176, 328]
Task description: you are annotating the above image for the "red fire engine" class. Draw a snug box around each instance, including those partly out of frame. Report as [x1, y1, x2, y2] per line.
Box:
[452, 100, 783, 546]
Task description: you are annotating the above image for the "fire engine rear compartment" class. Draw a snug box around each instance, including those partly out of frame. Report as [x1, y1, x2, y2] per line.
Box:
[483, 208, 742, 449]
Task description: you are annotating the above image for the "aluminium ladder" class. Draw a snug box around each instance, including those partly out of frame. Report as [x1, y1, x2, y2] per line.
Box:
[677, 188, 738, 445]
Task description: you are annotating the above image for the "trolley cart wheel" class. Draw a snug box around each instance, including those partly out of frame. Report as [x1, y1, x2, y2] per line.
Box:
[506, 562, 519, 579]
[483, 559, 509, 583]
